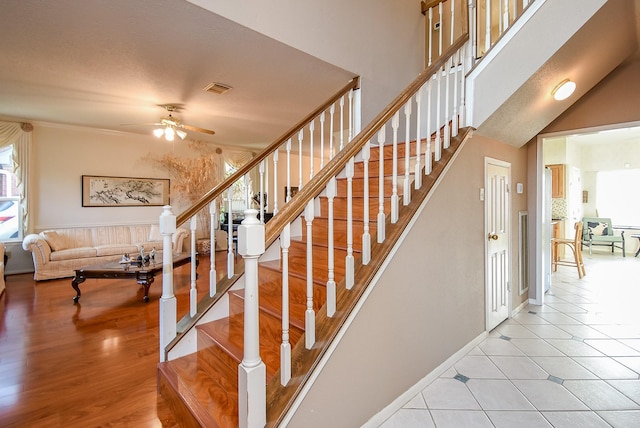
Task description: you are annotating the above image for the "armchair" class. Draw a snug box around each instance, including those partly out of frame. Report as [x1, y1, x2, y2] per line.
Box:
[582, 217, 625, 257]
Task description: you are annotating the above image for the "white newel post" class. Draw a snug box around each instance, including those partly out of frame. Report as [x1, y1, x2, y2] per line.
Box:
[159, 205, 177, 362]
[237, 209, 266, 428]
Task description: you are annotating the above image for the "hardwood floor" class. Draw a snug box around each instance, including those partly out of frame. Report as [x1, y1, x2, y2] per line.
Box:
[0, 252, 226, 427]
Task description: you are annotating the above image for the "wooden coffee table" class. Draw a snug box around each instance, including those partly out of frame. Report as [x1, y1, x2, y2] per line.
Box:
[71, 254, 193, 303]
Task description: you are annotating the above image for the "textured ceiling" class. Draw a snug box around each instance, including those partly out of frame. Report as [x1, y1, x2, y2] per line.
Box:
[0, 0, 356, 149]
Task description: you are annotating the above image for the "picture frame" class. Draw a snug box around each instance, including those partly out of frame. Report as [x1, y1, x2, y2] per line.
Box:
[284, 186, 299, 200]
[82, 175, 170, 207]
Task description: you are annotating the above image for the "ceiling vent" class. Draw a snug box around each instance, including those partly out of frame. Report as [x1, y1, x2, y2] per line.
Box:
[204, 82, 232, 95]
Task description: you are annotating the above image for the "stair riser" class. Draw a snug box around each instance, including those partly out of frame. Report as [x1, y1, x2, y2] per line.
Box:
[336, 176, 412, 195]
[317, 196, 391, 220]
[368, 141, 428, 162]
[260, 265, 326, 310]
[302, 217, 375, 248]
[353, 158, 415, 178]
[288, 240, 354, 282]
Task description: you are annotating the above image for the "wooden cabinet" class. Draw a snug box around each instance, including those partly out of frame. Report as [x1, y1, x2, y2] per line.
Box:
[547, 164, 565, 198]
[552, 220, 565, 259]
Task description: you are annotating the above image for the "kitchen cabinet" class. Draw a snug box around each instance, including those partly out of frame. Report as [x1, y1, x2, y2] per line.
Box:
[547, 164, 565, 198]
[552, 220, 565, 259]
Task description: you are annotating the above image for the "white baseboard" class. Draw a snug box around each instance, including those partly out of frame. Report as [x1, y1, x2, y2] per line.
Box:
[511, 300, 528, 317]
[362, 330, 488, 427]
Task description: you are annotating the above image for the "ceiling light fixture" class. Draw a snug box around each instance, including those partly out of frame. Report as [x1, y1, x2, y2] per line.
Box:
[552, 79, 576, 101]
[153, 125, 187, 141]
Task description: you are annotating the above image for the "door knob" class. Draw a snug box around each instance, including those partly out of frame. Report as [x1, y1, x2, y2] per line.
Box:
[488, 233, 498, 241]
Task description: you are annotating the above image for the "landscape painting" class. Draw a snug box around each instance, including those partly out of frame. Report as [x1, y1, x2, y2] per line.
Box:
[82, 175, 170, 207]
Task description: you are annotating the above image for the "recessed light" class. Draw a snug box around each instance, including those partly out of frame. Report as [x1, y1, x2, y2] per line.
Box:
[552, 79, 576, 101]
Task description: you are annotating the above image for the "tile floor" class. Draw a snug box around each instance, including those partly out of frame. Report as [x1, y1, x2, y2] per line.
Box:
[379, 253, 640, 427]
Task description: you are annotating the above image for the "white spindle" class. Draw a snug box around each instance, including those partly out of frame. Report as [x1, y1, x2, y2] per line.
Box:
[329, 104, 335, 160]
[362, 141, 371, 265]
[439, 2, 444, 57]
[403, 103, 412, 206]
[326, 177, 337, 316]
[237, 209, 266, 428]
[339, 96, 345, 151]
[415, 90, 422, 189]
[428, 7, 433, 66]
[452, 49, 460, 138]
[209, 202, 217, 297]
[286, 139, 292, 202]
[391, 112, 399, 224]
[265, 156, 269, 212]
[190, 216, 197, 317]
[227, 187, 234, 278]
[304, 200, 315, 348]
[159, 205, 177, 362]
[259, 161, 265, 223]
[280, 223, 291, 385]
[345, 157, 355, 289]
[460, 45, 467, 127]
[309, 119, 315, 180]
[425, 77, 433, 175]
[320, 111, 326, 168]
[298, 130, 303, 190]
[348, 89, 354, 142]
[377, 127, 386, 243]
[273, 150, 279, 215]
[485, 0, 491, 54]
[435, 62, 443, 162]
[244, 174, 249, 212]
[444, 55, 451, 150]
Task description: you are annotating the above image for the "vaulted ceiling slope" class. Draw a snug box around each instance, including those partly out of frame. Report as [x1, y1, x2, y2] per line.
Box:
[0, 0, 355, 149]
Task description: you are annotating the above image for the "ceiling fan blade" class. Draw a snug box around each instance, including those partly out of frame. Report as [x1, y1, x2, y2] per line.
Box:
[182, 124, 215, 135]
[120, 122, 163, 127]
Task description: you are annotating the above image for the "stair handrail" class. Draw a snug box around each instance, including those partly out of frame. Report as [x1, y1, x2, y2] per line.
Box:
[175, 77, 360, 228]
[263, 34, 469, 247]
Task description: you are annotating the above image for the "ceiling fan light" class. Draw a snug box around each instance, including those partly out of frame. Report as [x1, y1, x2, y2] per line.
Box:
[552, 79, 576, 101]
[176, 129, 187, 140]
[164, 127, 175, 141]
[153, 128, 164, 138]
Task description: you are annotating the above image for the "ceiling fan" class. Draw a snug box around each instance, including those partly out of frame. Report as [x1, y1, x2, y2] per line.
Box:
[135, 104, 215, 141]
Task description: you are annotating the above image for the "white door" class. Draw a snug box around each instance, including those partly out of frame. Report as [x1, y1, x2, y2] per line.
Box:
[485, 159, 510, 331]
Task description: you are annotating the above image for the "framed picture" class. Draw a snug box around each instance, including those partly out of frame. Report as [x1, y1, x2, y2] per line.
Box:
[82, 175, 170, 207]
[284, 186, 299, 199]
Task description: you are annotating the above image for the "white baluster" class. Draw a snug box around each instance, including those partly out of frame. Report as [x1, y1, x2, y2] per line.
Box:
[377, 127, 386, 243]
[444, 55, 451, 150]
[428, 7, 433, 66]
[159, 205, 176, 362]
[435, 63, 442, 162]
[209, 202, 217, 297]
[298, 129, 303, 190]
[325, 177, 337, 317]
[189, 216, 197, 317]
[348, 89, 354, 142]
[485, 0, 492, 54]
[415, 90, 423, 189]
[345, 157, 354, 289]
[329, 104, 335, 160]
[361, 141, 371, 265]
[280, 223, 291, 385]
[259, 160, 265, 223]
[403, 103, 412, 206]
[460, 45, 467, 127]
[391, 112, 399, 224]
[286, 139, 292, 202]
[438, 2, 444, 57]
[265, 156, 269, 212]
[320, 111, 325, 169]
[237, 209, 266, 428]
[425, 77, 433, 175]
[339, 96, 345, 151]
[304, 200, 315, 349]
[227, 187, 234, 278]
[244, 174, 249, 212]
[452, 49, 460, 138]
[273, 149, 279, 215]
[309, 119, 315, 180]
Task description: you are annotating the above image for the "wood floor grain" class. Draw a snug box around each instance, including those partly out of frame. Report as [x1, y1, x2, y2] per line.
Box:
[0, 253, 226, 427]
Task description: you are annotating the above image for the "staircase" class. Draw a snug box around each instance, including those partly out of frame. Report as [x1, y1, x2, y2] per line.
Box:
[157, 126, 471, 427]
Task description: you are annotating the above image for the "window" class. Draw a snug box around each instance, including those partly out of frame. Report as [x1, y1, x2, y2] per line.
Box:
[596, 169, 640, 227]
[0, 145, 21, 240]
[223, 162, 249, 217]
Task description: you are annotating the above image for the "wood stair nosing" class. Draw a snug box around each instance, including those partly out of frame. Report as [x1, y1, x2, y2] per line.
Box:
[158, 350, 239, 428]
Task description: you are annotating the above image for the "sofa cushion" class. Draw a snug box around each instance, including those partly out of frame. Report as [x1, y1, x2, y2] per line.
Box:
[41, 231, 68, 251]
[49, 247, 97, 262]
[95, 244, 139, 257]
[587, 221, 609, 236]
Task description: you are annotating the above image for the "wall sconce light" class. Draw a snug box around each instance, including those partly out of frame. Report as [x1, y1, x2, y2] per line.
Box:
[552, 79, 576, 101]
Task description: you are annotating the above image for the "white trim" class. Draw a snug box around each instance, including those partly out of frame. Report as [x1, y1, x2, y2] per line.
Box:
[279, 133, 472, 426]
[362, 330, 488, 428]
[511, 298, 528, 317]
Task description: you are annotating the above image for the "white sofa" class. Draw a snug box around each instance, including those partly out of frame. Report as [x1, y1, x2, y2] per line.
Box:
[22, 224, 188, 281]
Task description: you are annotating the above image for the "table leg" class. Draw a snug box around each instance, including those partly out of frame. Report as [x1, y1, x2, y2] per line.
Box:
[136, 272, 155, 302]
[72, 274, 86, 303]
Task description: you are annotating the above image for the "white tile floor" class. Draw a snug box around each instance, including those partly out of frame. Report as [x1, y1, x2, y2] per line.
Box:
[379, 253, 640, 427]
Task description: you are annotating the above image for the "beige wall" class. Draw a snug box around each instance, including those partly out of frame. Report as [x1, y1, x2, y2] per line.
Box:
[289, 133, 528, 427]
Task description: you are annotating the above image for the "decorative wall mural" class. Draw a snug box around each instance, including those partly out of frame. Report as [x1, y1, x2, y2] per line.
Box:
[82, 175, 170, 207]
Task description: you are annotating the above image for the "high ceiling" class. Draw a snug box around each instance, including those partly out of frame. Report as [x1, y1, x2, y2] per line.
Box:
[0, 0, 356, 149]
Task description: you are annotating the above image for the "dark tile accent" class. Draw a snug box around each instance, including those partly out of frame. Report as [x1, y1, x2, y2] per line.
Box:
[454, 374, 470, 383]
[528, 311, 537, 314]
[500, 335, 512, 341]
[572, 336, 584, 342]
[548, 375, 564, 385]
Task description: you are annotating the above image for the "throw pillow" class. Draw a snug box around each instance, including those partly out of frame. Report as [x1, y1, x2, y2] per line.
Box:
[587, 221, 608, 236]
[148, 224, 162, 241]
[42, 231, 67, 251]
